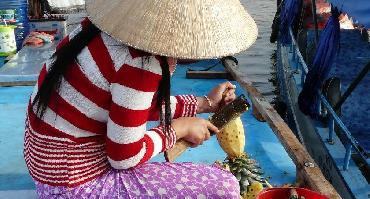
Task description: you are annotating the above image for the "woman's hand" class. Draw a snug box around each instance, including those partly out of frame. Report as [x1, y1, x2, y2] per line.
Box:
[171, 117, 219, 147]
[197, 81, 236, 113]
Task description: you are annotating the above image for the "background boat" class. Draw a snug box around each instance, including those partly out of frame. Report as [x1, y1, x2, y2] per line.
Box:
[274, 0, 370, 198]
[0, 0, 341, 198]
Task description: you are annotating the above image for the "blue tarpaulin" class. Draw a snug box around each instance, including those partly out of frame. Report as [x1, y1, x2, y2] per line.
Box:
[279, 0, 300, 45]
[298, 8, 341, 119]
[328, 0, 370, 27]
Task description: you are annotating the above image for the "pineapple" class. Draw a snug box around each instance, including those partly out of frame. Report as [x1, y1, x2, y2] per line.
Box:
[242, 182, 264, 199]
[222, 155, 267, 196]
[216, 117, 245, 158]
[216, 116, 271, 197]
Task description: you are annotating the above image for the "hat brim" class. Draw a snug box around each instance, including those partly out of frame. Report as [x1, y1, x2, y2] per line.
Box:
[86, 0, 258, 59]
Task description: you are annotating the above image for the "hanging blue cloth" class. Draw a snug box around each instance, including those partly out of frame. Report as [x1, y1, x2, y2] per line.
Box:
[298, 7, 340, 119]
[279, 0, 300, 45]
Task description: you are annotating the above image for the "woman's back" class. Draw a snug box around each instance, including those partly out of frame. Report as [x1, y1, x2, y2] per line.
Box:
[24, 19, 167, 187]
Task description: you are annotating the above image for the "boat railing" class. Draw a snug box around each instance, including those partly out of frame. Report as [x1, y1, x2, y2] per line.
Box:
[287, 28, 368, 170]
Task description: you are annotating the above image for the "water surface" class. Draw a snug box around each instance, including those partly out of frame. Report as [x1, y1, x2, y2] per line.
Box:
[238, 0, 277, 101]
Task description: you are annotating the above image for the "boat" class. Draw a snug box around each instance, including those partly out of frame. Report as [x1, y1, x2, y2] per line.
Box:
[0, 1, 341, 199]
[0, 55, 341, 199]
[274, 0, 370, 198]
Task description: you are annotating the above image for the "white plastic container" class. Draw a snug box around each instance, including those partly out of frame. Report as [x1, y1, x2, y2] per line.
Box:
[0, 25, 16, 56]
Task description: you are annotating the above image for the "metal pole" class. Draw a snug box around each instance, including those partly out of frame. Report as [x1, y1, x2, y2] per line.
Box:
[343, 143, 352, 171]
[334, 61, 370, 111]
[328, 116, 334, 144]
[311, 0, 319, 45]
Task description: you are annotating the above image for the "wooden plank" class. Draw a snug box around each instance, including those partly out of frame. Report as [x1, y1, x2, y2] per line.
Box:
[186, 70, 234, 80]
[222, 58, 341, 199]
[165, 140, 193, 162]
[0, 81, 36, 87]
[252, 104, 266, 122]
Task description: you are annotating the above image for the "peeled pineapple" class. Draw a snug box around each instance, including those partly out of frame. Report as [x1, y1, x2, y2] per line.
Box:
[216, 116, 271, 197]
[216, 117, 245, 158]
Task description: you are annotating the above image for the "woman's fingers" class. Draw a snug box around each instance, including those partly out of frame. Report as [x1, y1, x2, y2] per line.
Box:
[221, 82, 236, 98]
[224, 88, 235, 98]
[190, 143, 199, 148]
[205, 120, 219, 134]
[189, 133, 204, 147]
[193, 127, 211, 147]
[204, 130, 211, 141]
[220, 81, 236, 90]
[222, 84, 236, 105]
[224, 93, 236, 104]
[219, 82, 236, 96]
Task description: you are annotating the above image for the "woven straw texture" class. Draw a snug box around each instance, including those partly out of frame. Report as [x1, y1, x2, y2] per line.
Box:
[86, 0, 258, 59]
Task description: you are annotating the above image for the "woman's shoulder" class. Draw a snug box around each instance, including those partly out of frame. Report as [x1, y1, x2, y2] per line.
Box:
[73, 18, 162, 74]
[99, 31, 131, 71]
[101, 33, 162, 75]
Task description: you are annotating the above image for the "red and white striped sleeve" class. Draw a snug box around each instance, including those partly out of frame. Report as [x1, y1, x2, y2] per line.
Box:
[172, 95, 198, 118]
[148, 95, 198, 121]
[106, 55, 177, 170]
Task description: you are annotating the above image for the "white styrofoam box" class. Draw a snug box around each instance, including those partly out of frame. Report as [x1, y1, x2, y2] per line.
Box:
[47, 0, 85, 9]
[29, 19, 67, 41]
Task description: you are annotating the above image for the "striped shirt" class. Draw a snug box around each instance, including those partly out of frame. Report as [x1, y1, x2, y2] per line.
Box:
[24, 18, 197, 187]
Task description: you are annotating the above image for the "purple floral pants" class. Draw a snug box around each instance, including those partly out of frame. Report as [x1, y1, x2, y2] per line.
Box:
[35, 162, 240, 198]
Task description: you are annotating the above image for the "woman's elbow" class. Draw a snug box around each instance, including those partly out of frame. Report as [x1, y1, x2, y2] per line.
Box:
[106, 137, 150, 170]
[107, 147, 147, 170]
[108, 157, 140, 170]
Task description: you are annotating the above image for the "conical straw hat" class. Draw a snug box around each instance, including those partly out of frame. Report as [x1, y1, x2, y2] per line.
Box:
[86, 0, 258, 59]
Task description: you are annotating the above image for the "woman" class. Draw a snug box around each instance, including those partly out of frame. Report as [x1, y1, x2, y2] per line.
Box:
[24, 0, 258, 198]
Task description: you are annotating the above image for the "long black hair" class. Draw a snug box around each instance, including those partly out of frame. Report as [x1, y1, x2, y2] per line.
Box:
[32, 21, 172, 131]
[157, 57, 172, 132]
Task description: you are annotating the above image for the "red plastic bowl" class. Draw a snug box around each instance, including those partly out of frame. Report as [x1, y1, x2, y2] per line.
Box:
[257, 188, 329, 199]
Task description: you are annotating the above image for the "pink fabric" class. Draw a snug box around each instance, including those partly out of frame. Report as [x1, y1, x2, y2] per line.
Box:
[35, 162, 240, 199]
